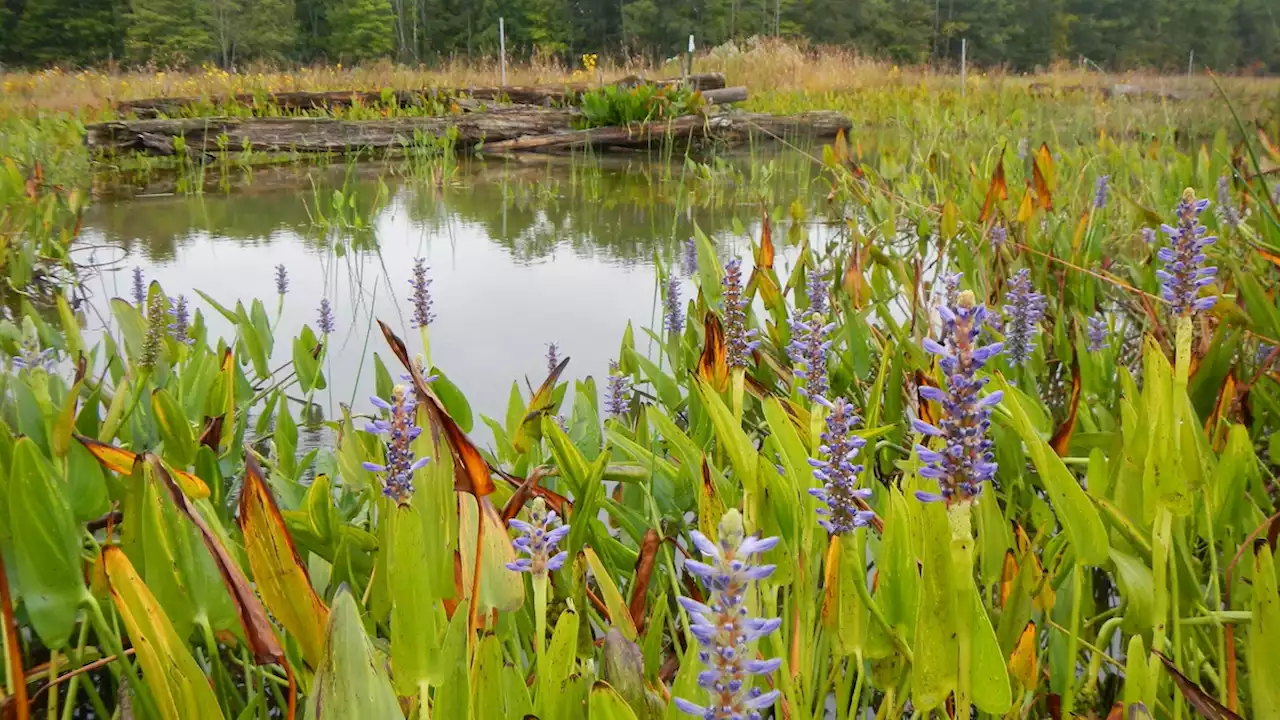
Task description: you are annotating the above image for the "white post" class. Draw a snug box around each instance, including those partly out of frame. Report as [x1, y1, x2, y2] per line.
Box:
[960, 38, 967, 97]
[1187, 50, 1194, 79]
[499, 17, 507, 87]
[687, 34, 695, 81]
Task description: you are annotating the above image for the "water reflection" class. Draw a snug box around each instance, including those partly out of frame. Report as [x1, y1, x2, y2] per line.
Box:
[79, 150, 838, 445]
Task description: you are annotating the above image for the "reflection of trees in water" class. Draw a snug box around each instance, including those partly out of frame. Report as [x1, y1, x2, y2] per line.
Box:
[83, 150, 823, 265]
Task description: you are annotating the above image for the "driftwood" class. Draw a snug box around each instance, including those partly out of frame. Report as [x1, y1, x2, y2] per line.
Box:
[701, 86, 749, 105]
[85, 107, 850, 158]
[477, 111, 852, 154]
[85, 107, 576, 155]
[115, 73, 727, 118]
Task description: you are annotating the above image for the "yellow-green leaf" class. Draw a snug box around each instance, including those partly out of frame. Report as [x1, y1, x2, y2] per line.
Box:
[305, 588, 402, 720]
[584, 547, 638, 641]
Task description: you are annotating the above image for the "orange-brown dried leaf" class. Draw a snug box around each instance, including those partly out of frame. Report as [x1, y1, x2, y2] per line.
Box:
[698, 311, 729, 392]
[1049, 358, 1081, 456]
[979, 157, 1008, 222]
[76, 435, 209, 499]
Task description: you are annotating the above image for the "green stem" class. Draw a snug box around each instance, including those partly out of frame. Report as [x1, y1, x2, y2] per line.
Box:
[1151, 505, 1174, 703]
[60, 620, 93, 720]
[533, 573, 548, 678]
[949, 503, 975, 720]
[1062, 565, 1083, 716]
[1084, 615, 1125, 695]
[85, 594, 158, 720]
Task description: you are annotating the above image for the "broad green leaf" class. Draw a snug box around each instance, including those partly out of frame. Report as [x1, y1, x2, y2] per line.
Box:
[996, 375, 1109, 566]
[1110, 549, 1155, 631]
[458, 493, 524, 613]
[431, 603, 470, 710]
[584, 546, 639, 641]
[305, 588, 403, 720]
[153, 388, 196, 468]
[470, 633, 506, 720]
[430, 366, 473, 434]
[967, 582, 1012, 713]
[104, 547, 224, 720]
[693, 380, 757, 492]
[1249, 543, 1280, 720]
[388, 502, 444, 695]
[9, 438, 85, 648]
[912, 497, 957, 710]
[589, 682, 640, 720]
[539, 605, 580, 719]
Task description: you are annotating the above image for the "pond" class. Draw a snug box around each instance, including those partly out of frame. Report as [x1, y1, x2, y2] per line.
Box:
[77, 148, 840, 446]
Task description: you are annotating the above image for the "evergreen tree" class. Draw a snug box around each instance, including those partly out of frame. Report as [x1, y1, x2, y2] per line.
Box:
[125, 0, 215, 66]
[13, 0, 123, 66]
[326, 0, 396, 61]
[1235, 0, 1280, 72]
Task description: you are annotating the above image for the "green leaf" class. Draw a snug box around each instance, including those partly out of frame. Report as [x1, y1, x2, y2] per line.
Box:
[1110, 548, 1155, 631]
[430, 366, 474, 434]
[995, 375, 1109, 566]
[912, 497, 957, 710]
[630, 351, 682, 411]
[1248, 543, 1280, 720]
[589, 682, 640, 720]
[693, 380, 757, 492]
[9, 438, 86, 648]
[538, 605, 580, 719]
[431, 604, 470, 712]
[305, 588, 403, 720]
[292, 335, 324, 394]
[584, 547, 639, 641]
[389, 502, 444, 696]
[967, 582, 1012, 713]
[470, 633, 507, 720]
[153, 388, 197, 469]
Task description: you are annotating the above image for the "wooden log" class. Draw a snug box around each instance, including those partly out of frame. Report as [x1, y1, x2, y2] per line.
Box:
[477, 111, 851, 154]
[701, 86, 748, 105]
[114, 73, 727, 118]
[85, 107, 576, 156]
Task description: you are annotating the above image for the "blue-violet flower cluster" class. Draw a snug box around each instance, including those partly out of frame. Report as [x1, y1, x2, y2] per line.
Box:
[410, 258, 435, 328]
[606, 360, 631, 419]
[317, 298, 335, 335]
[1002, 269, 1047, 367]
[506, 498, 570, 574]
[1156, 188, 1218, 317]
[1087, 313, 1108, 352]
[722, 259, 758, 368]
[665, 276, 685, 334]
[683, 237, 699, 276]
[132, 266, 146, 307]
[168, 295, 192, 345]
[915, 289, 1004, 505]
[808, 396, 874, 534]
[1093, 175, 1110, 210]
[788, 310, 835, 399]
[675, 510, 782, 720]
[361, 385, 429, 505]
[275, 264, 288, 296]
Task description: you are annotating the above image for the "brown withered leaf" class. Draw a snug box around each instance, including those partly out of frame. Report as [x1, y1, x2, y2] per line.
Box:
[698, 311, 729, 392]
[377, 319, 495, 498]
[1033, 157, 1054, 210]
[198, 415, 224, 451]
[76, 435, 210, 499]
[756, 205, 775, 270]
[999, 550, 1018, 609]
[239, 455, 329, 668]
[1154, 650, 1244, 720]
[513, 356, 570, 453]
[497, 466, 571, 523]
[979, 157, 1008, 222]
[628, 529, 660, 633]
[146, 454, 284, 666]
[1049, 357, 1081, 456]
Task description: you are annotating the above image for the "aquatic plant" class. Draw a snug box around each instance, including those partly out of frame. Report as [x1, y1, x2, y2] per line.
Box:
[1216, 175, 1243, 230]
[915, 289, 1003, 504]
[1087, 313, 1108, 352]
[788, 310, 834, 399]
[1002, 269, 1046, 367]
[139, 293, 166, 369]
[131, 266, 146, 307]
[1156, 188, 1218, 317]
[675, 511, 781, 720]
[167, 294, 191, 344]
[683, 237, 699, 276]
[605, 359, 631, 418]
[361, 385, 429, 505]
[275, 263, 288, 295]
[1093, 174, 1110, 209]
[317, 298, 335, 334]
[665, 276, 684, 334]
[410, 257, 435, 328]
[506, 498, 570, 575]
[546, 342, 561, 374]
[807, 268, 828, 315]
[990, 224, 1007, 249]
[808, 396, 874, 534]
[722, 260, 758, 369]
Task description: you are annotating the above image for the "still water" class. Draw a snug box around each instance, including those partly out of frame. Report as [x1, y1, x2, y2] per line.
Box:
[79, 151, 837, 445]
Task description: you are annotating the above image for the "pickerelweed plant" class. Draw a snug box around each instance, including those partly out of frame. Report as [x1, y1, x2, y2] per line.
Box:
[4, 79, 1280, 720]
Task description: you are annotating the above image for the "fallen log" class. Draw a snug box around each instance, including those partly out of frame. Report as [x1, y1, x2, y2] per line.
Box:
[86, 107, 576, 156]
[700, 86, 748, 105]
[477, 111, 851, 154]
[115, 73, 727, 118]
[84, 108, 850, 158]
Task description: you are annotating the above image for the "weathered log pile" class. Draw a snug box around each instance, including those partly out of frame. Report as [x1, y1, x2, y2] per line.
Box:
[88, 74, 852, 158]
[115, 73, 728, 118]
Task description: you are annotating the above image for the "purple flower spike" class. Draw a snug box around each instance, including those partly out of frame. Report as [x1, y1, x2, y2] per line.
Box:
[1142, 227, 1157, 245]
[131, 266, 146, 308]
[676, 510, 781, 720]
[361, 385, 428, 505]
[605, 360, 631, 419]
[317, 298, 335, 335]
[1093, 175, 1110, 210]
[722, 259, 759, 369]
[788, 310, 835, 400]
[683, 237, 699, 277]
[410, 257, 435, 328]
[665, 276, 685, 335]
[546, 342, 561, 375]
[506, 498, 569, 575]
[1157, 188, 1218, 317]
[1087, 313, 1108, 352]
[991, 224, 1007, 249]
[808, 396, 875, 535]
[10, 341, 56, 374]
[914, 286, 1003, 506]
[274, 264, 288, 296]
[1002, 269, 1047, 367]
[167, 295, 192, 345]
[807, 268, 829, 316]
[139, 294, 165, 370]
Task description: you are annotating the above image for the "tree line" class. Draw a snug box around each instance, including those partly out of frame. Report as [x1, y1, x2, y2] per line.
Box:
[0, 0, 1276, 72]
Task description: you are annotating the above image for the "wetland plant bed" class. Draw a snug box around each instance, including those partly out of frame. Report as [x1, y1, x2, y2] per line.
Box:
[85, 108, 851, 158]
[114, 72, 728, 117]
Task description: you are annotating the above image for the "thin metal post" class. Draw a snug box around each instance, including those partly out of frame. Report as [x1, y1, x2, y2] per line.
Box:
[499, 17, 507, 87]
[960, 38, 967, 97]
[687, 35, 695, 82]
[1188, 50, 1194, 79]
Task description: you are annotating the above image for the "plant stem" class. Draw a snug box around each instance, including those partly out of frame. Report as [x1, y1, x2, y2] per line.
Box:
[1062, 565, 1083, 716]
[949, 502, 975, 720]
[533, 573, 547, 678]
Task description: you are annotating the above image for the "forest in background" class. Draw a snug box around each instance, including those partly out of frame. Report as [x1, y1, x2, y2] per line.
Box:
[0, 0, 1277, 73]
